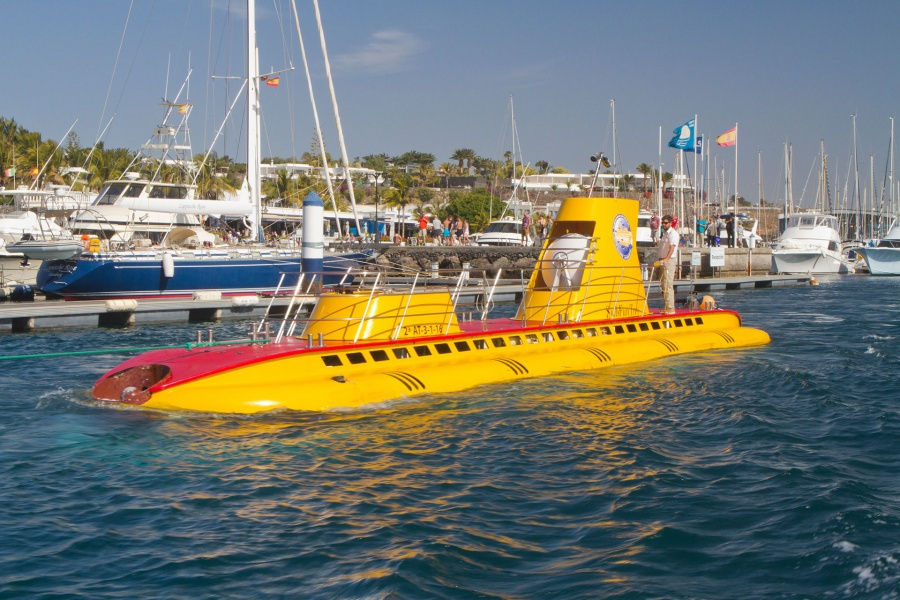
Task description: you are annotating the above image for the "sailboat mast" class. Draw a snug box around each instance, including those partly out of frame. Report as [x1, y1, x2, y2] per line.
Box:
[888, 117, 897, 220]
[312, 0, 361, 236]
[611, 99, 617, 199]
[852, 114, 861, 240]
[510, 94, 519, 218]
[247, 0, 262, 241]
[289, 0, 340, 228]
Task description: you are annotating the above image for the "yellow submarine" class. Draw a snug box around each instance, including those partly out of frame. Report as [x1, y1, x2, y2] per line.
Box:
[92, 196, 770, 413]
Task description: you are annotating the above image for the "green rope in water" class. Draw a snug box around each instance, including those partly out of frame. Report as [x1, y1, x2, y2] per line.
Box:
[0, 338, 271, 361]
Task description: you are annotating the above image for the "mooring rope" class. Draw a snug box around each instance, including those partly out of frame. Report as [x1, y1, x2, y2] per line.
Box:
[0, 338, 270, 361]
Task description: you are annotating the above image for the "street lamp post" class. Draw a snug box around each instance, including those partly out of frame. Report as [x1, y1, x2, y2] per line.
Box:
[374, 171, 382, 242]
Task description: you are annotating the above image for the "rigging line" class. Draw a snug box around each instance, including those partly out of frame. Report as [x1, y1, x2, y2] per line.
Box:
[108, 0, 162, 152]
[290, 0, 340, 222]
[797, 154, 818, 210]
[313, 0, 361, 235]
[174, 1, 196, 91]
[272, 0, 299, 158]
[97, 0, 135, 142]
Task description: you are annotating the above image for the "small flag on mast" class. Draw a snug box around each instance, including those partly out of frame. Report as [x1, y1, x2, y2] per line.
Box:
[266, 76, 280, 87]
[716, 126, 737, 147]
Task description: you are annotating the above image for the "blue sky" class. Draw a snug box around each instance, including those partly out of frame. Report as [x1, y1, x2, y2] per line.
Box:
[5, 0, 900, 208]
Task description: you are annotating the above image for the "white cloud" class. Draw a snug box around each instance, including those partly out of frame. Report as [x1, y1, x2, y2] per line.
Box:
[333, 30, 423, 74]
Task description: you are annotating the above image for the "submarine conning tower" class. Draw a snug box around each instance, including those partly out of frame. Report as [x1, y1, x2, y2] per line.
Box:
[516, 196, 648, 324]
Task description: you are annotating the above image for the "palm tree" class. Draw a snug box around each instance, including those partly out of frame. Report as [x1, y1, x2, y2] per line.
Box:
[383, 172, 413, 237]
[196, 161, 238, 200]
[535, 160, 550, 174]
[662, 172, 674, 197]
[461, 149, 476, 173]
[449, 148, 466, 173]
[636, 163, 652, 194]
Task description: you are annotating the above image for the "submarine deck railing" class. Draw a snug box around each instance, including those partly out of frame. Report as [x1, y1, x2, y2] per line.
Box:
[254, 262, 666, 347]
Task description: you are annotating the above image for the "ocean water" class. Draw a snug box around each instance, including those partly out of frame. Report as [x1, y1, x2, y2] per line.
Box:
[0, 276, 898, 599]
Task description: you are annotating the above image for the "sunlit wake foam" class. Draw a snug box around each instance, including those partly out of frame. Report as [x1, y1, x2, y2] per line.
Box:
[838, 549, 900, 596]
[36, 388, 89, 410]
[779, 311, 845, 324]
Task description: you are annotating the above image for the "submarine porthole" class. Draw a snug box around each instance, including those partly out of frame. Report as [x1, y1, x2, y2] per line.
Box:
[322, 355, 342, 367]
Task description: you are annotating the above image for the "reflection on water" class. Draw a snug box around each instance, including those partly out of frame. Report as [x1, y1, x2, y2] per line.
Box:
[1, 277, 899, 597]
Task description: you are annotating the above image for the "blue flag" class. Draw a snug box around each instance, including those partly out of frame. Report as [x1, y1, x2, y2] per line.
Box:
[668, 118, 697, 152]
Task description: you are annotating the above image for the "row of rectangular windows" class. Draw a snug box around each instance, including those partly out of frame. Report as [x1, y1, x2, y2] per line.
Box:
[320, 316, 702, 367]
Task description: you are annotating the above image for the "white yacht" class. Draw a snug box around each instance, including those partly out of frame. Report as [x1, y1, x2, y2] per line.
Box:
[771, 141, 853, 274]
[771, 212, 853, 274]
[855, 219, 900, 275]
[476, 217, 527, 246]
[0, 186, 89, 285]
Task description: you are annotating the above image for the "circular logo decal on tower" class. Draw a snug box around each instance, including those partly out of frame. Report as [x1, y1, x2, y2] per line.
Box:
[612, 214, 633, 260]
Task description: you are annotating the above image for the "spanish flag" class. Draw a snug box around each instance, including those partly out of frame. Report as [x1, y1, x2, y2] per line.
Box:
[716, 126, 737, 147]
[30, 167, 39, 177]
[266, 76, 280, 87]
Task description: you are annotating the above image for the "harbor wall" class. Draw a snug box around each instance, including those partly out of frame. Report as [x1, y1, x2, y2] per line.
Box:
[371, 245, 774, 279]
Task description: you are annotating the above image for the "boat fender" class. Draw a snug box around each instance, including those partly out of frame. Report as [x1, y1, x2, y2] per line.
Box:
[231, 295, 259, 307]
[106, 299, 139, 312]
[10, 285, 34, 302]
[81, 234, 90, 249]
[192, 291, 222, 301]
[162, 253, 175, 278]
[700, 295, 717, 310]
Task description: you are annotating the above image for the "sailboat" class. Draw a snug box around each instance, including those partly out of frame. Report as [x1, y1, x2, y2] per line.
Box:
[479, 95, 532, 247]
[35, 0, 368, 299]
[771, 141, 854, 275]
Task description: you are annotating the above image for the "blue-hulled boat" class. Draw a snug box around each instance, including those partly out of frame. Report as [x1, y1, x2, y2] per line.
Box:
[36, 247, 368, 299]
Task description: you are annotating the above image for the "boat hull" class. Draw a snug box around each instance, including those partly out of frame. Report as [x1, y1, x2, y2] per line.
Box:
[855, 247, 900, 276]
[92, 310, 770, 414]
[771, 248, 852, 274]
[36, 251, 368, 299]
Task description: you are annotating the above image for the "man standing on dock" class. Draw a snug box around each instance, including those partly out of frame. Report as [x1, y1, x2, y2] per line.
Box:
[658, 214, 679, 313]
